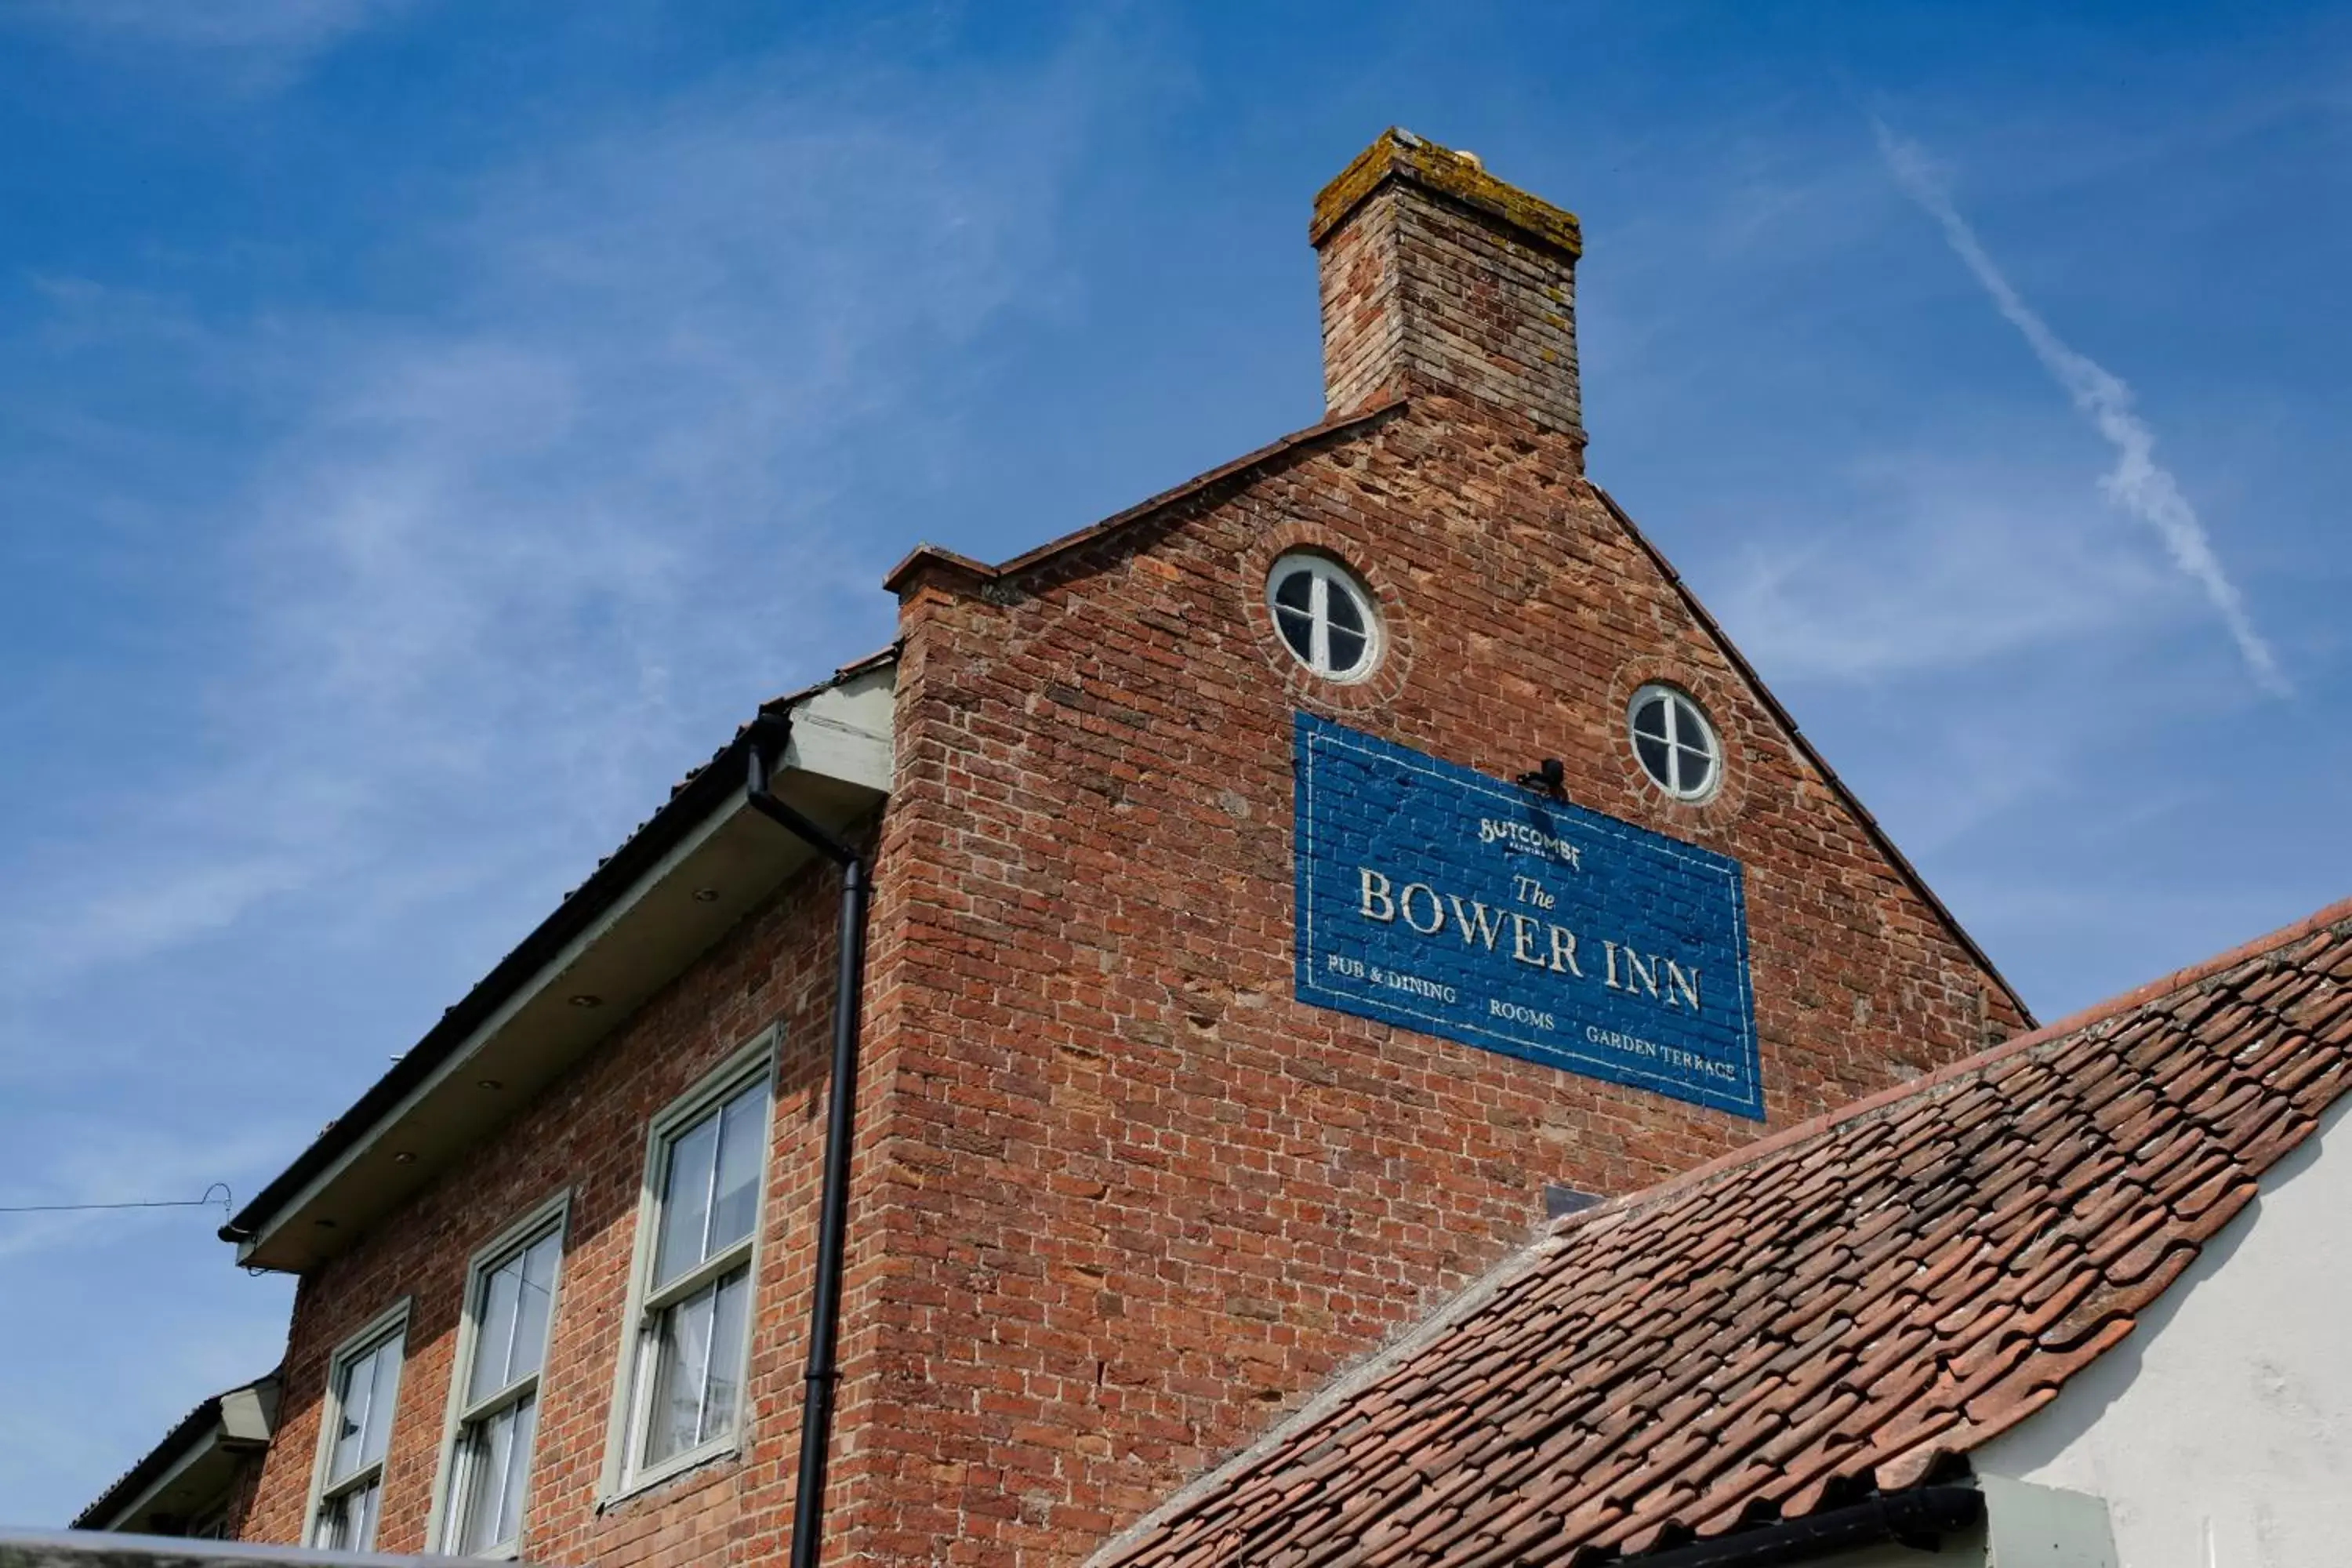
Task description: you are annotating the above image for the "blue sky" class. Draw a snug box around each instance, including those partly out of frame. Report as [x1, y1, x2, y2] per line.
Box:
[3, 0, 2347, 1528]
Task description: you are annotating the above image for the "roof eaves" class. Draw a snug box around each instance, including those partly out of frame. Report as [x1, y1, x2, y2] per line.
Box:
[1588, 482, 2038, 1031]
[71, 1367, 280, 1532]
[71, 1394, 223, 1530]
[221, 651, 899, 1249]
[221, 737, 746, 1245]
[881, 399, 1408, 596]
[754, 644, 899, 722]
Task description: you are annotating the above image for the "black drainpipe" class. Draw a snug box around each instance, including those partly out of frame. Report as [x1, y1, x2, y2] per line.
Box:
[1625, 1486, 1984, 1568]
[746, 713, 871, 1568]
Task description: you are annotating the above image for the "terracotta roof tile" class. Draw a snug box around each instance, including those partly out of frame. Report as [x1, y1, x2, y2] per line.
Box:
[1095, 899, 2352, 1567]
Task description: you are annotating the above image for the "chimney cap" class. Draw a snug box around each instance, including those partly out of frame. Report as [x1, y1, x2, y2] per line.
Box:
[1309, 128, 1582, 258]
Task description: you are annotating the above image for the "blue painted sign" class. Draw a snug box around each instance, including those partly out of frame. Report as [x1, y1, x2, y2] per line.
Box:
[1293, 713, 1762, 1119]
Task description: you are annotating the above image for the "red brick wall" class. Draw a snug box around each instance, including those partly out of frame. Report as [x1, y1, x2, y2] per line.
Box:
[233, 851, 860, 1566]
[1316, 182, 1406, 421]
[835, 391, 2026, 1568]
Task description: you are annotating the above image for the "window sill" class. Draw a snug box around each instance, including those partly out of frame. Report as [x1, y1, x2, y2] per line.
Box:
[596, 1442, 742, 1514]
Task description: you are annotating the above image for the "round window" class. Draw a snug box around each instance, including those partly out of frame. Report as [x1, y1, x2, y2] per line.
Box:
[1267, 554, 1381, 681]
[1628, 685, 1719, 800]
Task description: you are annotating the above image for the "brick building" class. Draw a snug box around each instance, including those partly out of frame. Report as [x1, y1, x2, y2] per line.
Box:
[147, 131, 2051, 1566]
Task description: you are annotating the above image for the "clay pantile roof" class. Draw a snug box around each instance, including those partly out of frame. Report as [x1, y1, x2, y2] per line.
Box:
[1097, 897, 2352, 1568]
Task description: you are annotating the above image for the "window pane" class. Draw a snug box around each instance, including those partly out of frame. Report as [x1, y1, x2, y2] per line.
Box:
[1635, 733, 1673, 786]
[708, 1087, 764, 1254]
[1324, 583, 1364, 635]
[640, 1265, 750, 1467]
[357, 1340, 399, 1468]
[700, 1269, 750, 1446]
[1274, 606, 1313, 662]
[1325, 627, 1367, 673]
[455, 1414, 506, 1555]
[496, 1395, 539, 1547]
[318, 1479, 382, 1553]
[1273, 568, 1312, 612]
[1675, 744, 1715, 796]
[644, 1284, 717, 1465]
[332, 1336, 399, 1482]
[510, 1231, 561, 1385]
[328, 1364, 368, 1480]
[352, 1480, 382, 1554]
[653, 1113, 720, 1287]
[456, 1394, 538, 1556]
[1632, 697, 1670, 741]
[470, 1258, 524, 1403]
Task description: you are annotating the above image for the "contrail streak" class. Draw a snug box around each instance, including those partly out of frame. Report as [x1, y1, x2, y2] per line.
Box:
[1874, 120, 2288, 695]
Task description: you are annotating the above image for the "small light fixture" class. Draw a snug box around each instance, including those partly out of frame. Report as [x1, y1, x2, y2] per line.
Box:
[1515, 757, 1567, 799]
[477, 1078, 504, 1091]
[691, 888, 721, 903]
[392, 1152, 417, 1165]
[568, 993, 604, 1009]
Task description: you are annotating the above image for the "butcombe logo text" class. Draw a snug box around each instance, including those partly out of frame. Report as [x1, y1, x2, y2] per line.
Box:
[1475, 815, 1584, 870]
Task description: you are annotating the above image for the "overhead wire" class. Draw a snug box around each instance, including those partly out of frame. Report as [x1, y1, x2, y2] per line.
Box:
[0, 1181, 231, 1218]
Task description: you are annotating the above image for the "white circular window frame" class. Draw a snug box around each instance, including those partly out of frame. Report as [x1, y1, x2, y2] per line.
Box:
[1628, 683, 1722, 802]
[1266, 553, 1385, 684]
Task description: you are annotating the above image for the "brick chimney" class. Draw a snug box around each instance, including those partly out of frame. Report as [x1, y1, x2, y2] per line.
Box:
[1312, 129, 1584, 455]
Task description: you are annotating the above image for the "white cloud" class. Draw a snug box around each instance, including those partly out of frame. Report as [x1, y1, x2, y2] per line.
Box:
[1872, 119, 2289, 696]
[0, 46, 1109, 996]
[6, 0, 405, 49]
[1714, 466, 2173, 684]
[0, 33, 1123, 1525]
[2, 0, 415, 78]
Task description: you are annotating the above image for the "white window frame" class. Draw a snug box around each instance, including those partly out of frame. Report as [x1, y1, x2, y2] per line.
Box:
[598, 1031, 778, 1502]
[425, 1191, 572, 1558]
[1628, 683, 1722, 801]
[1267, 552, 1383, 681]
[303, 1298, 411, 1553]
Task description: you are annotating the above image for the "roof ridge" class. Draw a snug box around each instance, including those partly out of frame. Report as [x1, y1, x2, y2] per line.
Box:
[881, 398, 1407, 594]
[1544, 891, 2352, 1246]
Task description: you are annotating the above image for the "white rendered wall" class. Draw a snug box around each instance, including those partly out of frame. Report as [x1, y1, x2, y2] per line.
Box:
[1973, 1096, 2352, 1566]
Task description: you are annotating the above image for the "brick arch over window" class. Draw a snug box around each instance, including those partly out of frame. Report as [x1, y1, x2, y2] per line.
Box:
[1605, 658, 1751, 825]
[1245, 520, 1415, 712]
